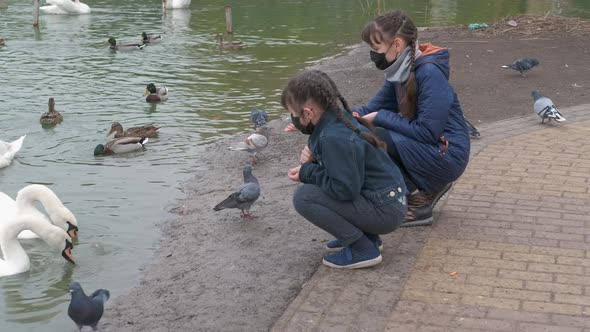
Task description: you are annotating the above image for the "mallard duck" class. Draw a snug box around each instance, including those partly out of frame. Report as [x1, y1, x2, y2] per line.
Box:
[108, 37, 145, 51]
[215, 34, 244, 50]
[162, 0, 191, 9]
[94, 137, 148, 156]
[144, 83, 168, 102]
[107, 122, 160, 138]
[0, 39, 5, 46]
[40, 98, 63, 126]
[141, 32, 162, 44]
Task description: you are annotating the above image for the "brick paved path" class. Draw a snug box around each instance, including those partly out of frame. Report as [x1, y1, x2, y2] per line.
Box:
[272, 104, 590, 332]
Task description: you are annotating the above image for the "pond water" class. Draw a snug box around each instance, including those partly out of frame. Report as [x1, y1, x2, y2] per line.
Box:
[1, 0, 588, 330]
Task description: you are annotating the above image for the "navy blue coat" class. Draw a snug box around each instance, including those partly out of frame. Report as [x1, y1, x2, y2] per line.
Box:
[355, 44, 470, 193]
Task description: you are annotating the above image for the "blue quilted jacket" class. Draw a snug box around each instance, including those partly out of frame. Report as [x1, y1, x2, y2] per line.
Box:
[355, 44, 470, 193]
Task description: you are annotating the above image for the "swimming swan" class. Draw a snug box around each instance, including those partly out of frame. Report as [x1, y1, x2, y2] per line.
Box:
[0, 185, 79, 240]
[0, 135, 25, 169]
[40, 0, 91, 15]
[162, 0, 191, 9]
[0, 214, 75, 277]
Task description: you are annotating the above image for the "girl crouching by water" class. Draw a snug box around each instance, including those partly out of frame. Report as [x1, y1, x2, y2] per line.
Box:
[283, 70, 408, 269]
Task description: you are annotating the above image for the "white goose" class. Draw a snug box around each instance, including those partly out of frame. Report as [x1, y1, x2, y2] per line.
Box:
[40, 0, 91, 15]
[162, 0, 191, 9]
[0, 214, 75, 277]
[0, 185, 79, 240]
[0, 135, 26, 169]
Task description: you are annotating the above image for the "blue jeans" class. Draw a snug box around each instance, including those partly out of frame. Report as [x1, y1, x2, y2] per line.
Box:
[293, 184, 407, 246]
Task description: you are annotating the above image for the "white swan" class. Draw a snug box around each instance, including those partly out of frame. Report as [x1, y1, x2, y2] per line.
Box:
[40, 0, 91, 15]
[162, 0, 191, 9]
[0, 185, 79, 240]
[0, 214, 75, 277]
[0, 135, 26, 169]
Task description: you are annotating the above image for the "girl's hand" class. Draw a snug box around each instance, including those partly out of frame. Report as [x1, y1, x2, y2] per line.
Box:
[299, 145, 315, 164]
[352, 112, 360, 118]
[362, 112, 377, 124]
[284, 123, 297, 132]
[288, 165, 301, 182]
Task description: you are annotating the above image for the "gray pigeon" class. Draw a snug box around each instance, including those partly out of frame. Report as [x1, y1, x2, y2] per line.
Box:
[229, 126, 272, 163]
[67, 282, 110, 331]
[532, 90, 566, 124]
[213, 165, 260, 219]
[501, 58, 539, 76]
[250, 108, 268, 129]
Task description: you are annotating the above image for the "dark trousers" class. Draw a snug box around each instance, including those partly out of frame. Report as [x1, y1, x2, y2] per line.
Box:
[292, 184, 407, 246]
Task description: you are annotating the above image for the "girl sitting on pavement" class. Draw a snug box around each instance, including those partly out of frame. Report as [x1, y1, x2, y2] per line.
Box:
[354, 10, 471, 227]
[283, 69, 407, 269]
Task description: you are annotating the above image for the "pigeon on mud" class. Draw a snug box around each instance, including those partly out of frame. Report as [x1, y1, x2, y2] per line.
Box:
[250, 108, 268, 129]
[501, 58, 539, 77]
[463, 116, 480, 138]
[532, 90, 566, 124]
[213, 165, 261, 219]
[229, 126, 272, 163]
[67, 281, 110, 332]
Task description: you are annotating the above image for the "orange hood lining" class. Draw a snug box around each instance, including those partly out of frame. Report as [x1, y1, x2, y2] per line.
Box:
[418, 43, 447, 57]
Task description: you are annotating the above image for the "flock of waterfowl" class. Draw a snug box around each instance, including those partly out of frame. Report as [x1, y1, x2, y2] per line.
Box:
[36, 0, 192, 15]
[0, 0, 256, 328]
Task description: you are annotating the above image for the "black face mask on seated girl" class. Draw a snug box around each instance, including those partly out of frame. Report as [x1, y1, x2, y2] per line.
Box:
[370, 50, 394, 70]
[291, 114, 315, 135]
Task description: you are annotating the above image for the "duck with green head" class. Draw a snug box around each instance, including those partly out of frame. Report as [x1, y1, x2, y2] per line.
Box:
[40, 98, 63, 126]
[141, 32, 162, 44]
[108, 37, 145, 51]
[94, 137, 148, 156]
[144, 83, 168, 102]
[107, 122, 160, 138]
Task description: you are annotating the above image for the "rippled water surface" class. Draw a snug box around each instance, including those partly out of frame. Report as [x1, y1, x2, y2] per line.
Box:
[1, 0, 589, 330]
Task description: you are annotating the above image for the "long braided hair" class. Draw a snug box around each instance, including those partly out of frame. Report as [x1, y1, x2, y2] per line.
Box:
[281, 70, 386, 149]
[361, 11, 418, 119]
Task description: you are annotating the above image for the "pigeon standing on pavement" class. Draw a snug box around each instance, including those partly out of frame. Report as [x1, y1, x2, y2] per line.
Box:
[213, 165, 261, 219]
[250, 108, 268, 129]
[67, 282, 110, 331]
[229, 126, 272, 163]
[501, 58, 539, 76]
[532, 90, 566, 124]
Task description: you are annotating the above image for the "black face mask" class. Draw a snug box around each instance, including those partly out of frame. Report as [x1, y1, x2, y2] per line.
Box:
[291, 114, 315, 135]
[370, 50, 394, 70]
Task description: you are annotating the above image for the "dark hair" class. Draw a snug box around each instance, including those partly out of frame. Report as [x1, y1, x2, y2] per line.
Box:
[361, 10, 418, 119]
[281, 70, 386, 149]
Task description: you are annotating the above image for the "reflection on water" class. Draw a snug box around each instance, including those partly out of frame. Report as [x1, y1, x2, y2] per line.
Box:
[1, 0, 589, 330]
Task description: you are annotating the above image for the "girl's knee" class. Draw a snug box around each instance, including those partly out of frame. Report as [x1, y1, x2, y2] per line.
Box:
[292, 184, 319, 214]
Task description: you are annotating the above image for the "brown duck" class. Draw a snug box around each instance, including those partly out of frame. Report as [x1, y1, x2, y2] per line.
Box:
[215, 34, 244, 50]
[40, 98, 63, 126]
[107, 122, 160, 138]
